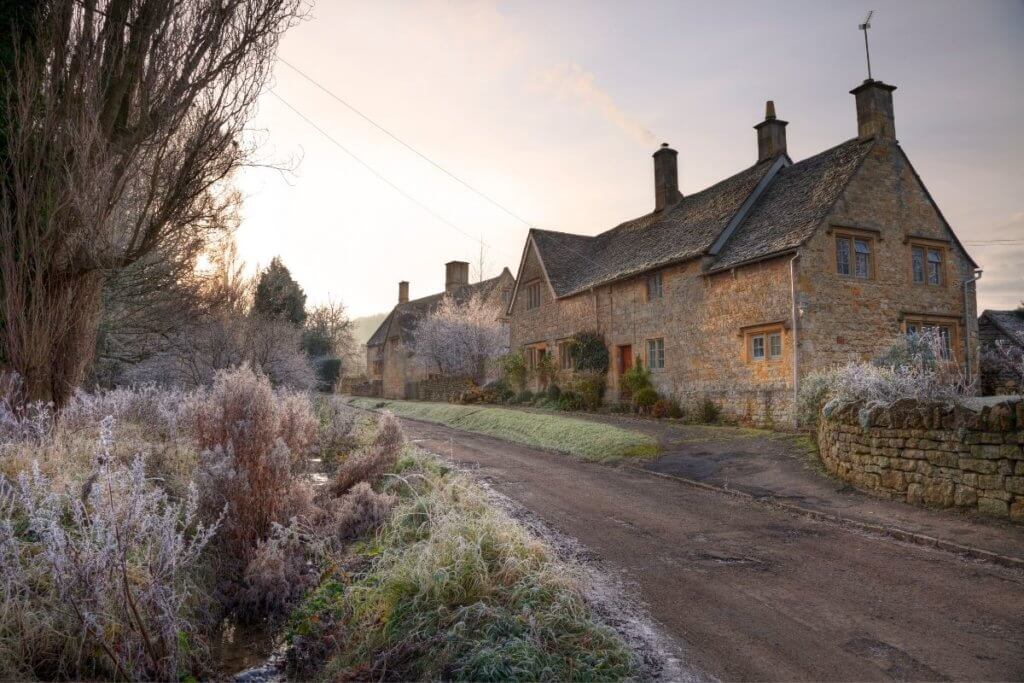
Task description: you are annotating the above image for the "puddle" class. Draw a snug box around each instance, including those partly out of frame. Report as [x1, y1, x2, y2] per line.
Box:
[212, 620, 281, 680]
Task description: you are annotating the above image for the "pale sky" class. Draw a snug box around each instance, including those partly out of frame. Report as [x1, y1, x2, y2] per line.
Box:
[235, 0, 1024, 318]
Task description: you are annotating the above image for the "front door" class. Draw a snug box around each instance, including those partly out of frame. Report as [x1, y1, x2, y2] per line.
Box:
[617, 345, 633, 399]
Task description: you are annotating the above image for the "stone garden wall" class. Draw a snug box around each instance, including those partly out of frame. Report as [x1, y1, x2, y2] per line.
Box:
[413, 376, 475, 402]
[817, 399, 1024, 522]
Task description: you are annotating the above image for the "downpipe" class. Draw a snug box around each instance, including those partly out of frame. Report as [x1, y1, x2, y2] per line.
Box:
[790, 253, 800, 427]
[963, 268, 983, 388]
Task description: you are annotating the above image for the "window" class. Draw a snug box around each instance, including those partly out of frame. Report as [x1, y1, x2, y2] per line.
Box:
[751, 335, 766, 360]
[911, 243, 945, 285]
[646, 338, 665, 370]
[906, 321, 954, 361]
[557, 340, 574, 371]
[743, 325, 784, 363]
[835, 233, 874, 279]
[645, 272, 664, 301]
[526, 281, 541, 310]
[525, 344, 547, 369]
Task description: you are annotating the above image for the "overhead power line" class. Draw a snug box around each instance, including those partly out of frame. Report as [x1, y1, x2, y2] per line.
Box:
[278, 57, 537, 230]
[269, 89, 507, 255]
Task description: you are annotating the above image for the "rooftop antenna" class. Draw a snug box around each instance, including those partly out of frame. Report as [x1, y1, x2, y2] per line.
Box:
[859, 10, 875, 80]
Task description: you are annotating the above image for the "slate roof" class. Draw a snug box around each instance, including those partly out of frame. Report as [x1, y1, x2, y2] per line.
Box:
[981, 310, 1024, 347]
[367, 269, 511, 348]
[525, 137, 879, 297]
[530, 159, 776, 297]
[710, 138, 873, 270]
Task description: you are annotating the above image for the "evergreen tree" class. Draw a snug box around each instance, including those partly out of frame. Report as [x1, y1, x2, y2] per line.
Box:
[252, 257, 307, 325]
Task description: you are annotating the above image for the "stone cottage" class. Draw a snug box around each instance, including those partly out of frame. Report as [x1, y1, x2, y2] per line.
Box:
[366, 261, 515, 399]
[507, 79, 981, 425]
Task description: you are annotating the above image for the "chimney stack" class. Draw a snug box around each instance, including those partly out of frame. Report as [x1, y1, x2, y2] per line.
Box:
[653, 143, 682, 212]
[754, 100, 788, 162]
[445, 261, 469, 294]
[398, 280, 409, 304]
[850, 79, 896, 141]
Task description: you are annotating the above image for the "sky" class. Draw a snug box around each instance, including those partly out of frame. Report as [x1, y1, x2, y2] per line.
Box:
[235, 0, 1024, 318]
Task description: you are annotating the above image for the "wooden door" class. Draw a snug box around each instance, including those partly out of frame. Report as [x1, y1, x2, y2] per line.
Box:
[617, 345, 633, 374]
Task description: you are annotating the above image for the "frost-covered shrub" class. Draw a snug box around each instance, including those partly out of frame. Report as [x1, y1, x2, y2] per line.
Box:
[186, 367, 317, 587]
[331, 482, 397, 540]
[333, 412, 404, 496]
[0, 453, 218, 681]
[980, 336, 1024, 395]
[239, 520, 316, 618]
[61, 384, 183, 437]
[804, 331, 972, 424]
[0, 372, 53, 442]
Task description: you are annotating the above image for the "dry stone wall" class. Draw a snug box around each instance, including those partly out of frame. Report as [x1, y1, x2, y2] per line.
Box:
[817, 398, 1024, 521]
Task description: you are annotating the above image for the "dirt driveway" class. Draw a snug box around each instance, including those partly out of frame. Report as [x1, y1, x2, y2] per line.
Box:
[397, 416, 1024, 682]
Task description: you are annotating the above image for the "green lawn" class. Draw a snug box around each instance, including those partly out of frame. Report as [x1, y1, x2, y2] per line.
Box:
[345, 397, 659, 462]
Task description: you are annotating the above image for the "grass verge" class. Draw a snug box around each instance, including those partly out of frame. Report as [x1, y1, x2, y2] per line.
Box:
[345, 397, 659, 462]
[288, 448, 637, 680]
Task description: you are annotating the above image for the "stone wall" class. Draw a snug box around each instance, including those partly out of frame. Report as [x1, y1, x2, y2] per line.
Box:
[412, 376, 474, 402]
[348, 379, 382, 398]
[799, 139, 979, 380]
[817, 398, 1024, 521]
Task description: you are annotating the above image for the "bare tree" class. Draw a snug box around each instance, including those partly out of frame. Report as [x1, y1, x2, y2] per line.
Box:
[0, 0, 303, 407]
[413, 294, 507, 384]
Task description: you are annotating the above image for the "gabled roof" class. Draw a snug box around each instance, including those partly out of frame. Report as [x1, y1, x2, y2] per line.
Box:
[980, 309, 1024, 348]
[520, 136, 886, 297]
[530, 159, 777, 297]
[710, 138, 874, 271]
[367, 268, 512, 348]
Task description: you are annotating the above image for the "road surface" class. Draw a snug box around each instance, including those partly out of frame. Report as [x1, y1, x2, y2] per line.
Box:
[400, 416, 1024, 682]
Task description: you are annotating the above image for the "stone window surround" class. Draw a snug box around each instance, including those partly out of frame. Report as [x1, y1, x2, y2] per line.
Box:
[900, 313, 962, 363]
[833, 227, 878, 280]
[906, 236, 950, 287]
[740, 321, 786, 363]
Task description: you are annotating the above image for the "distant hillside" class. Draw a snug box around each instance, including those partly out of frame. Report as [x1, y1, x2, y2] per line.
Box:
[352, 312, 389, 345]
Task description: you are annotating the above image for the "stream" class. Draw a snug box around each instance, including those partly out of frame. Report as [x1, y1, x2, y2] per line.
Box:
[215, 458, 332, 681]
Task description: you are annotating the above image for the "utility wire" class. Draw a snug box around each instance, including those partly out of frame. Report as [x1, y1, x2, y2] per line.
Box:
[279, 57, 537, 230]
[269, 89, 506, 254]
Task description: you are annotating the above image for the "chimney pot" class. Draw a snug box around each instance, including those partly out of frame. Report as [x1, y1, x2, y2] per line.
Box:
[398, 281, 409, 304]
[652, 143, 682, 212]
[754, 100, 788, 162]
[445, 261, 469, 294]
[850, 79, 896, 141]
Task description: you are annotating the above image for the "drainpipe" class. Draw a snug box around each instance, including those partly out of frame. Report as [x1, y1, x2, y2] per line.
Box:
[789, 253, 800, 426]
[963, 268, 983, 388]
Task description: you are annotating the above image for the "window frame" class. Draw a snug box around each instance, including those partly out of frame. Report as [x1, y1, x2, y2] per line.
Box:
[646, 337, 665, 370]
[525, 281, 542, 310]
[645, 272, 664, 301]
[834, 230, 876, 280]
[742, 324, 785, 363]
[557, 340, 574, 371]
[909, 240, 948, 287]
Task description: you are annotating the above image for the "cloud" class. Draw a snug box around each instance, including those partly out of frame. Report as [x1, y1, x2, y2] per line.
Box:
[539, 62, 656, 147]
